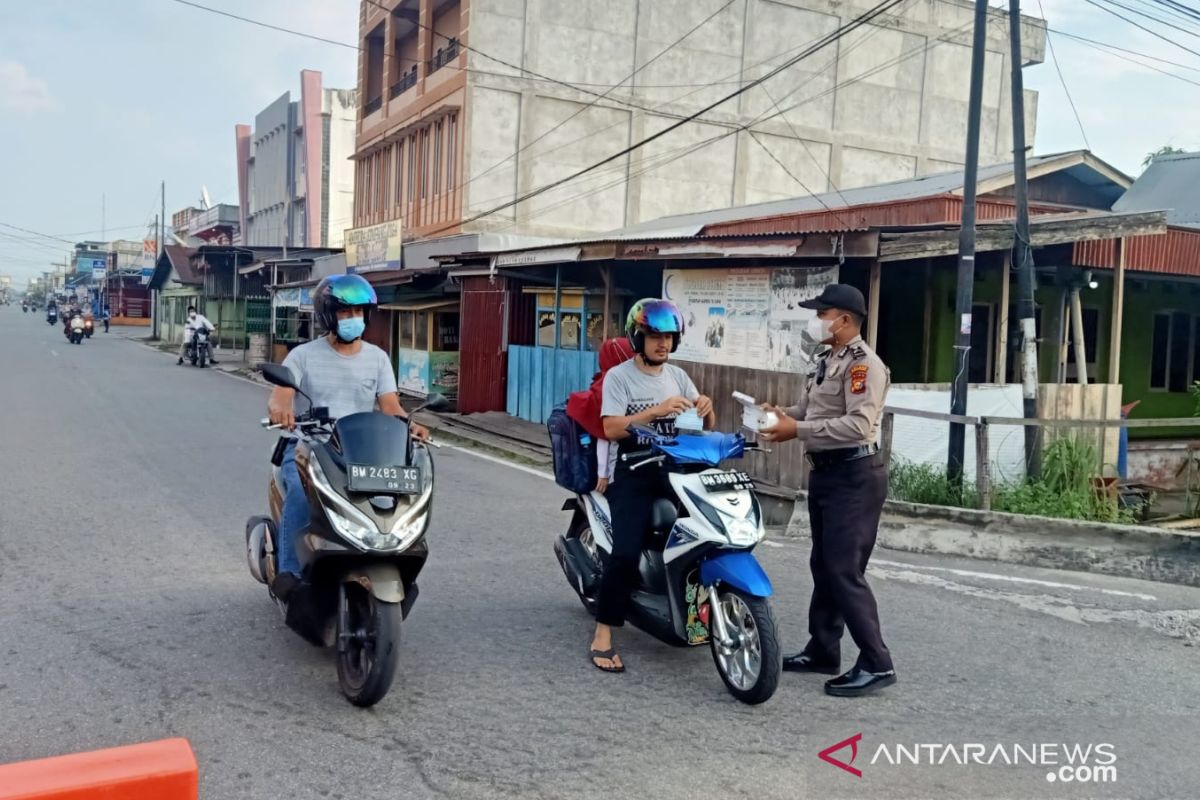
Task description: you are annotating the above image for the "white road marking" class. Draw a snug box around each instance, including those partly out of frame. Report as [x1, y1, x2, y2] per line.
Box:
[443, 444, 555, 481]
[760, 540, 785, 548]
[869, 566, 1199, 642]
[872, 558, 1157, 600]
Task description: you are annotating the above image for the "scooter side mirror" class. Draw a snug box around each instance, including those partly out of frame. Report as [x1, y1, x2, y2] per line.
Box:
[260, 364, 300, 391]
[416, 393, 451, 414]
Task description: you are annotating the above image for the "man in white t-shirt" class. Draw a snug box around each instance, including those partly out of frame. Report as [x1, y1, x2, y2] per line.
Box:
[177, 305, 218, 365]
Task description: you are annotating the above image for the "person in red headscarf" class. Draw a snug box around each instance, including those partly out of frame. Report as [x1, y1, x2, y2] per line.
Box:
[566, 337, 635, 493]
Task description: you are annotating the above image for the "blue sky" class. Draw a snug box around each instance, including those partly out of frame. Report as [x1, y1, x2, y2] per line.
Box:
[1, 0, 1197, 286]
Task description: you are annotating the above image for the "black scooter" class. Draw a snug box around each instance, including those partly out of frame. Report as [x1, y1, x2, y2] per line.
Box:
[245, 364, 448, 706]
[186, 327, 212, 367]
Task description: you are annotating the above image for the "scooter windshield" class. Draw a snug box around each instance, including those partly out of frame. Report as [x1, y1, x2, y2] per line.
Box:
[333, 412, 411, 467]
[654, 431, 745, 466]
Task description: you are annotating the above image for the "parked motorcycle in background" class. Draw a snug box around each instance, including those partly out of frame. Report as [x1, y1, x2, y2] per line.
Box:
[245, 364, 449, 706]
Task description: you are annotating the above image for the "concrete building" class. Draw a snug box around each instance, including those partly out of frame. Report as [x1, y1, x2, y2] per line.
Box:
[350, 0, 1045, 243]
[236, 70, 358, 249]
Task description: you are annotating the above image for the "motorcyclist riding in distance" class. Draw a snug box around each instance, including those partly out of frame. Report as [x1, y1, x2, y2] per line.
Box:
[265, 274, 430, 601]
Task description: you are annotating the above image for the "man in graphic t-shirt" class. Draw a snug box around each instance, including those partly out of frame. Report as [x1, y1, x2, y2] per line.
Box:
[587, 298, 714, 674]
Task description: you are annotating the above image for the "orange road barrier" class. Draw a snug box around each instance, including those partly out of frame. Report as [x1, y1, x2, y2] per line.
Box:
[0, 738, 197, 800]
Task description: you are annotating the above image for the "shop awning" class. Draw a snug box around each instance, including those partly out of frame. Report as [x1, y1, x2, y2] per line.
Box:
[379, 299, 459, 312]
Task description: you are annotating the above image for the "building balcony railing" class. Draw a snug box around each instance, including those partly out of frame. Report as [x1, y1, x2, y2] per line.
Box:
[364, 94, 384, 116]
[389, 65, 418, 99]
[429, 38, 460, 74]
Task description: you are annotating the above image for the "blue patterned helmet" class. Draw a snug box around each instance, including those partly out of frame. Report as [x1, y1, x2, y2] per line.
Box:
[313, 274, 377, 334]
[625, 298, 685, 354]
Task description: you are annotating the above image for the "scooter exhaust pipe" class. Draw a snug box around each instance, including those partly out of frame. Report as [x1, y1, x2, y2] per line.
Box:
[555, 536, 599, 596]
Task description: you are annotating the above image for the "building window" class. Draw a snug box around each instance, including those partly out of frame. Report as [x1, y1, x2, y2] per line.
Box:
[420, 128, 430, 200]
[364, 23, 385, 115]
[433, 120, 443, 196]
[1150, 310, 1197, 392]
[400, 140, 410, 209]
[407, 134, 416, 203]
[435, 312, 459, 351]
[399, 311, 414, 347]
[377, 151, 384, 215]
[446, 113, 457, 193]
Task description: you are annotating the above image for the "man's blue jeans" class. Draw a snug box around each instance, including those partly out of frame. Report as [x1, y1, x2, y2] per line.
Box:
[278, 442, 309, 578]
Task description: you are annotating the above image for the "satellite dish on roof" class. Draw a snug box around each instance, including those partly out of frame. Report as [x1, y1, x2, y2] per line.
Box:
[200, 186, 212, 210]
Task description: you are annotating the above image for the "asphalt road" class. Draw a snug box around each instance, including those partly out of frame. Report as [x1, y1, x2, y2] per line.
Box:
[1, 308, 1198, 799]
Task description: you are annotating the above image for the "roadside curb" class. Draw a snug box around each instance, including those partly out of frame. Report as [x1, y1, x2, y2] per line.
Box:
[782, 491, 1200, 588]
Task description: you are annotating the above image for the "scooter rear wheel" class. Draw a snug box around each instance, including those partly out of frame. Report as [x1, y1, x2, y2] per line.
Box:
[709, 587, 781, 705]
[336, 583, 401, 707]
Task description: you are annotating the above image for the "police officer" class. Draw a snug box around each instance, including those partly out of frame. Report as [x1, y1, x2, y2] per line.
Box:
[759, 284, 895, 697]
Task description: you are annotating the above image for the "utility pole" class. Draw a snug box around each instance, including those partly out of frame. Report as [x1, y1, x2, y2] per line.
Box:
[947, 0, 990, 484]
[1009, 0, 1041, 477]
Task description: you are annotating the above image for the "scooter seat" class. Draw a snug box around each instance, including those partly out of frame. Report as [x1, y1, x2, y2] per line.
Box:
[650, 498, 678, 533]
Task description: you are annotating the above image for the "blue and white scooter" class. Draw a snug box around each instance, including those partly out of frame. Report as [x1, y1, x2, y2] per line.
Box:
[555, 426, 781, 704]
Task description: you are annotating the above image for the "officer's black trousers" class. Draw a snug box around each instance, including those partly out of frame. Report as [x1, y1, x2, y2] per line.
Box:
[595, 465, 673, 627]
[804, 455, 893, 672]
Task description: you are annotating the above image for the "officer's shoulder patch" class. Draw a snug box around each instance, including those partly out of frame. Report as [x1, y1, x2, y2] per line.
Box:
[849, 363, 869, 394]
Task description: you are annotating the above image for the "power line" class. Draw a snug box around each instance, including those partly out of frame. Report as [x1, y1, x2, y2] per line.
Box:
[756, 83, 851, 209]
[1107, 0, 1200, 33]
[1049, 27, 1200, 72]
[1037, 0, 1091, 150]
[1082, 0, 1200, 59]
[1057, 27, 1200, 88]
[462, 0, 739, 191]
[427, 0, 907, 236]
[485, 7, 983, 234]
[0, 221, 77, 246]
[166, 0, 359, 50]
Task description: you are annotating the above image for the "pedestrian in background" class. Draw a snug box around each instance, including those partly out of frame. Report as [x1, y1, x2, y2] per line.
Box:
[759, 284, 895, 697]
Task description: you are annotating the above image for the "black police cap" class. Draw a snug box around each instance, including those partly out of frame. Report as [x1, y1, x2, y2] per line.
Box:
[798, 283, 867, 317]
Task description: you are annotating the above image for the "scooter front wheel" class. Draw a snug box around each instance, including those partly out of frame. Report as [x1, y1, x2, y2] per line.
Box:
[709, 587, 781, 705]
[335, 583, 401, 707]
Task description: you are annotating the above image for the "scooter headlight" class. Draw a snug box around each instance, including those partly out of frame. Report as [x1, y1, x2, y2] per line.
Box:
[309, 455, 425, 552]
[690, 489, 762, 547]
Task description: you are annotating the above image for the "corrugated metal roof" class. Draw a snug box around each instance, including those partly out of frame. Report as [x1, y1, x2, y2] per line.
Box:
[1113, 151, 1200, 229]
[1074, 226, 1200, 278]
[605, 150, 1120, 238]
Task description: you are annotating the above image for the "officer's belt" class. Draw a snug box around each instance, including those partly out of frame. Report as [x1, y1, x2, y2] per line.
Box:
[806, 444, 879, 470]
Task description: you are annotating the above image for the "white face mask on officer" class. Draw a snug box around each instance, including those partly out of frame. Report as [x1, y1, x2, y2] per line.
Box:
[806, 313, 845, 344]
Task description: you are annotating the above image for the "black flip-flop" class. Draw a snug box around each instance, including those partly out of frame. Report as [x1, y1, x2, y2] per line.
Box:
[590, 648, 625, 673]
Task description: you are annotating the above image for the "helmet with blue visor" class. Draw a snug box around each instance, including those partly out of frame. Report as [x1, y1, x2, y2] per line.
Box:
[313, 274, 378, 341]
[625, 298, 685, 356]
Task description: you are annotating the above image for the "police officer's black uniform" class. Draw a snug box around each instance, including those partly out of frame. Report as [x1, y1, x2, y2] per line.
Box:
[768, 284, 896, 697]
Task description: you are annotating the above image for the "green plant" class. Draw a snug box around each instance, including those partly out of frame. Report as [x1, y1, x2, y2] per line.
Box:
[1191, 381, 1200, 417]
[887, 437, 1136, 523]
[992, 436, 1133, 524]
[888, 459, 978, 508]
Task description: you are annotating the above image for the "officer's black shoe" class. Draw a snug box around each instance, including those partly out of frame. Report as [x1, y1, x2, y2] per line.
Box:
[782, 652, 840, 674]
[824, 666, 896, 697]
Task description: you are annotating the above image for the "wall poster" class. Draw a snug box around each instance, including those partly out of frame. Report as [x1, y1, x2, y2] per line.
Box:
[662, 265, 838, 373]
